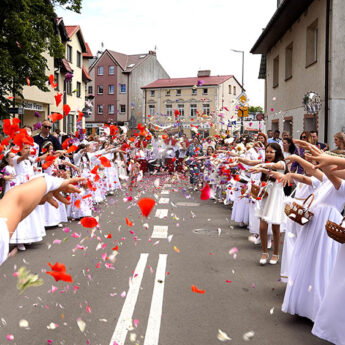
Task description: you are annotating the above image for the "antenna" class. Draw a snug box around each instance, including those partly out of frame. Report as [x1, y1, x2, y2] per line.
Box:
[101, 42, 104, 49]
[154, 45, 157, 52]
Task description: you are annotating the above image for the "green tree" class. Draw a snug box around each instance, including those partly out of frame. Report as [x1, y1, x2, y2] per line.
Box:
[0, 0, 82, 117]
[248, 105, 263, 113]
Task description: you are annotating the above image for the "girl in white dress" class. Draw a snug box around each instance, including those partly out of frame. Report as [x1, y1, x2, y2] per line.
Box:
[281, 145, 344, 322]
[0, 152, 17, 196]
[247, 143, 287, 265]
[11, 144, 46, 250]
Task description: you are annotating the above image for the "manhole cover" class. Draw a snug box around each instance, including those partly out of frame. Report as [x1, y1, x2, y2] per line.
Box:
[176, 202, 200, 207]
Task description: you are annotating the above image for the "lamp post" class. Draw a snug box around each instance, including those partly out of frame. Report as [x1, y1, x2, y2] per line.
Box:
[231, 49, 245, 135]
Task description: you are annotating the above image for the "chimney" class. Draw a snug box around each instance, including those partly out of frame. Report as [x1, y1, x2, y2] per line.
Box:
[197, 70, 211, 77]
[149, 50, 156, 56]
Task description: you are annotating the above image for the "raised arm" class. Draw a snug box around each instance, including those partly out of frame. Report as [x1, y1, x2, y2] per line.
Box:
[285, 155, 324, 181]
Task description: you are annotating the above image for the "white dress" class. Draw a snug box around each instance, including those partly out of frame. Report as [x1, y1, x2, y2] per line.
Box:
[280, 178, 321, 283]
[10, 156, 45, 244]
[312, 243, 345, 344]
[255, 161, 286, 225]
[282, 176, 344, 321]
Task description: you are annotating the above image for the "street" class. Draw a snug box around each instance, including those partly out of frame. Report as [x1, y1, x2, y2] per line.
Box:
[0, 174, 329, 345]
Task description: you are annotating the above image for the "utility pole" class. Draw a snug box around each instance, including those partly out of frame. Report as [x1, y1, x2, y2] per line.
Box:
[231, 49, 245, 134]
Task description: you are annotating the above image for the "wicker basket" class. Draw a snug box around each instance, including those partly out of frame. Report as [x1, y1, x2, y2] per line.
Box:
[284, 194, 314, 226]
[326, 217, 345, 243]
[250, 184, 268, 200]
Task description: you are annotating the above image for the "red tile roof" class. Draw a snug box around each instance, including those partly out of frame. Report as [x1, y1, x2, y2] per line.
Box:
[83, 42, 93, 58]
[82, 66, 92, 81]
[65, 25, 79, 39]
[142, 75, 234, 88]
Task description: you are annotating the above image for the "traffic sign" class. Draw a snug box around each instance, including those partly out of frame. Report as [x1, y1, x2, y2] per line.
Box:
[237, 106, 248, 117]
[237, 92, 248, 107]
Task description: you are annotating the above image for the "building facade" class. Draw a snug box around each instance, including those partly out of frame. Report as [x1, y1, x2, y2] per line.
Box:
[141, 71, 242, 137]
[251, 0, 345, 146]
[17, 18, 92, 134]
[86, 49, 169, 133]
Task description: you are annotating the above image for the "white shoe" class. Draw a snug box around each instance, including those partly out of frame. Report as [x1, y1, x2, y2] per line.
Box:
[269, 255, 279, 265]
[254, 236, 261, 245]
[259, 253, 269, 265]
[17, 244, 26, 251]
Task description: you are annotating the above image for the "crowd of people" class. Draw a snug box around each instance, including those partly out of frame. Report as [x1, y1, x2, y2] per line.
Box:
[1, 118, 345, 344]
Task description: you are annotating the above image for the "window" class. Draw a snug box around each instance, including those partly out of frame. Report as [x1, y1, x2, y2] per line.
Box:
[120, 84, 126, 93]
[97, 105, 103, 114]
[166, 89, 171, 96]
[54, 72, 59, 91]
[285, 43, 293, 80]
[76, 82, 81, 98]
[97, 66, 104, 75]
[273, 55, 279, 88]
[306, 19, 318, 67]
[177, 104, 184, 116]
[67, 45, 72, 63]
[77, 51, 81, 68]
[203, 88, 208, 95]
[233, 86, 236, 95]
[150, 90, 155, 97]
[109, 65, 115, 75]
[166, 104, 173, 116]
[203, 104, 210, 115]
[190, 104, 197, 117]
[120, 104, 126, 113]
[148, 105, 155, 116]
[88, 85, 93, 94]
[176, 89, 181, 96]
[228, 85, 232, 94]
[108, 85, 115, 94]
[108, 104, 115, 114]
[66, 80, 72, 95]
[97, 85, 104, 94]
[192, 88, 197, 95]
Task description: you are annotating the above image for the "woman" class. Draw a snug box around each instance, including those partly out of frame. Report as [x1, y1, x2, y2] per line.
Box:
[290, 131, 311, 174]
[257, 132, 267, 147]
[248, 143, 287, 265]
[332, 132, 345, 154]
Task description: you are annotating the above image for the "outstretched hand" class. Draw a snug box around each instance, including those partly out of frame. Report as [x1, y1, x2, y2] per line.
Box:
[40, 177, 85, 208]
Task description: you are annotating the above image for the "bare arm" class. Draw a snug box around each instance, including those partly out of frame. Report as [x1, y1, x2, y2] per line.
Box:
[237, 157, 262, 166]
[286, 155, 324, 181]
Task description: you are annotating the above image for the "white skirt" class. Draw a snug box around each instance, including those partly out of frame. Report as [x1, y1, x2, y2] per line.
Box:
[43, 201, 67, 227]
[312, 243, 345, 344]
[282, 205, 341, 321]
[0, 218, 9, 265]
[256, 182, 286, 225]
[231, 184, 249, 224]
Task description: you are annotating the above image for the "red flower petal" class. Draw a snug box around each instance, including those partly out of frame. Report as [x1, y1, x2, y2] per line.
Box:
[99, 156, 111, 167]
[137, 198, 156, 217]
[80, 217, 98, 228]
[125, 217, 133, 227]
[191, 285, 205, 294]
[200, 184, 211, 200]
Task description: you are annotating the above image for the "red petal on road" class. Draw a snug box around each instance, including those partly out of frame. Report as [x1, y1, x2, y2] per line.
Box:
[80, 217, 98, 228]
[137, 198, 156, 217]
[191, 285, 205, 294]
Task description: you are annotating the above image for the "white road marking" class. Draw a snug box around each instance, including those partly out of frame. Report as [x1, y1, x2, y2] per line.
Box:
[161, 190, 170, 195]
[159, 198, 170, 204]
[175, 201, 200, 207]
[143, 254, 168, 345]
[109, 253, 149, 345]
[155, 209, 168, 219]
[152, 225, 168, 239]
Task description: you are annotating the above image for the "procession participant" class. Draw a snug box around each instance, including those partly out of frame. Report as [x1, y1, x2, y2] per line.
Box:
[186, 136, 203, 190]
[33, 120, 62, 154]
[282, 137, 295, 170]
[248, 143, 286, 265]
[0, 176, 83, 265]
[290, 131, 311, 174]
[0, 151, 16, 197]
[163, 134, 178, 174]
[282, 141, 344, 321]
[10, 144, 46, 250]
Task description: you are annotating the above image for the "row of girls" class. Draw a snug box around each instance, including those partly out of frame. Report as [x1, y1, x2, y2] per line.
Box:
[0, 125, 131, 252]
[194, 132, 345, 345]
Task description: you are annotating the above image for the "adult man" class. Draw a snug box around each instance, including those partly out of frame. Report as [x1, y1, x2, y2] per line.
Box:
[267, 130, 273, 141]
[282, 131, 290, 140]
[34, 120, 62, 155]
[268, 130, 282, 144]
[310, 130, 327, 150]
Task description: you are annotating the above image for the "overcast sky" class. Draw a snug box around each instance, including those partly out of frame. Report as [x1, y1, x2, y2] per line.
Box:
[56, 0, 277, 107]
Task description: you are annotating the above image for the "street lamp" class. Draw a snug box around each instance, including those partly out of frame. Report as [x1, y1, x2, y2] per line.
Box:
[230, 49, 245, 135]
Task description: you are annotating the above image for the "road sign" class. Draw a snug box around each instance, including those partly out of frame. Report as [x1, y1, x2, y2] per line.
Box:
[237, 106, 248, 117]
[237, 92, 248, 107]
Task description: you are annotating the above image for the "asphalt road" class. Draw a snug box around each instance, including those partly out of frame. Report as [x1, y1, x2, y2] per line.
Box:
[0, 173, 330, 345]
